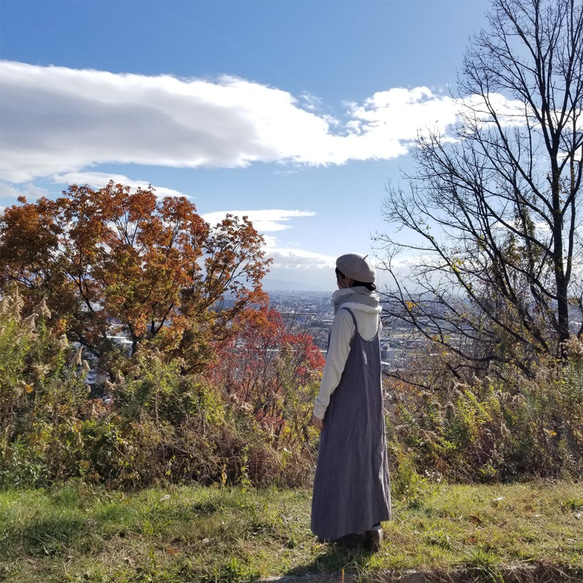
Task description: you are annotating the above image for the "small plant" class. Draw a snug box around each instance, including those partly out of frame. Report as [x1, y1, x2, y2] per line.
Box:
[463, 548, 504, 583]
[218, 556, 259, 583]
[561, 498, 583, 512]
[391, 452, 431, 508]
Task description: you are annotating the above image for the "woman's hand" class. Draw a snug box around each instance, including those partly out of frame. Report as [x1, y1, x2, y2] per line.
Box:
[311, 414, 324, 431]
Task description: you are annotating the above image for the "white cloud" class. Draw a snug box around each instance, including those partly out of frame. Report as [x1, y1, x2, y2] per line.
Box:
[268, 247, 336, 270]
[262, 247, 338, 291]
[201, 208, 333, 279]
[0, 60, 474, 183]
[201, 209, 315, 232]
[54, 172, 190, 198]
[0, 181, 48, 201]
[0, 172, 190, 206]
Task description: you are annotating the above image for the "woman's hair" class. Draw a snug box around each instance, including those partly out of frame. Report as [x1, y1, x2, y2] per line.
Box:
[335, 268, 376, 292]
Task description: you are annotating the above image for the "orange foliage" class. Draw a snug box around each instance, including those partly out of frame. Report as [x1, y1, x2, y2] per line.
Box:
[210, 306, 324, 445]
[0, 182, 271, 373]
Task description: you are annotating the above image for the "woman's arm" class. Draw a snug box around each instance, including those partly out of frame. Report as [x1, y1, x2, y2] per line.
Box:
[312, 309, 354, 423]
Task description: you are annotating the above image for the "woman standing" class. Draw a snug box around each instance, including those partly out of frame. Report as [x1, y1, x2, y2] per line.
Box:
[311, 253, 391, 552]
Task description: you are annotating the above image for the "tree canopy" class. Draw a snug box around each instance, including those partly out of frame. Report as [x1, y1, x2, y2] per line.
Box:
[0, 182, 271, 373]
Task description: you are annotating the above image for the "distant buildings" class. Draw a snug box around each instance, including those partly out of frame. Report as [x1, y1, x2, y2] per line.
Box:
[268, 290, 424, 373]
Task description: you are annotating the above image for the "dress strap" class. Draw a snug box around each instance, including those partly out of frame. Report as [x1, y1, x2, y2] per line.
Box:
[340, 307, 358, 330]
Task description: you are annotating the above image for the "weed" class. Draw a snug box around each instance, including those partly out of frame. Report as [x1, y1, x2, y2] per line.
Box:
[561, 498, 583, 512]
[463, 548, 504, 583]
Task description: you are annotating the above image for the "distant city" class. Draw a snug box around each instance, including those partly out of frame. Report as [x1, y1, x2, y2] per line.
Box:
[267, 290, 421, 372]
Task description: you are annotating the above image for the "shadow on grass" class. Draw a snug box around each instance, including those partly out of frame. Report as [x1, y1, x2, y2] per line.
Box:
[3, 514, 86, 557]
[285, 539, 375, 579]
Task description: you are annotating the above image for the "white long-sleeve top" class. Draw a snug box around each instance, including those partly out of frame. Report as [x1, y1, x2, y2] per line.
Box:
[313, 291, 382, 420]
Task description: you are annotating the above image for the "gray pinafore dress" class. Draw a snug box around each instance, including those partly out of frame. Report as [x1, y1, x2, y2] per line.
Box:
[311, 308, 391, 540]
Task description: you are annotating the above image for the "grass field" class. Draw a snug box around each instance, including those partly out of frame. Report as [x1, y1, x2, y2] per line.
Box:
[0, 480, 582, 582]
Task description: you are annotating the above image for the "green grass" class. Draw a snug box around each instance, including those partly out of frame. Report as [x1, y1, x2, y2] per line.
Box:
[0, 480, 582, 582]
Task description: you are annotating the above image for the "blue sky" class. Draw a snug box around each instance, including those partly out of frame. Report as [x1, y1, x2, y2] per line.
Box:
[0, 0, 492, 291]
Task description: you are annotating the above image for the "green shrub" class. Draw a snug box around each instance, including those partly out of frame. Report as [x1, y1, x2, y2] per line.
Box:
[0, 288, 319, 490]
[0, 289, 89, 488]
[386, 340, 583, 482]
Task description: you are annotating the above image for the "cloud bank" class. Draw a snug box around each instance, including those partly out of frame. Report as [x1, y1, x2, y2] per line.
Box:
[0, 60, 462, 183]
[1, 60, 528, 290]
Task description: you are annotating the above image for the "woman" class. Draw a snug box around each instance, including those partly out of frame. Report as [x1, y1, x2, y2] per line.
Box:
[311, 253, 391, 552]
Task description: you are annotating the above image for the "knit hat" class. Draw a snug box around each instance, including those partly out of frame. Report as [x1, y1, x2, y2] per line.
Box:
[336, 253, 376, 283]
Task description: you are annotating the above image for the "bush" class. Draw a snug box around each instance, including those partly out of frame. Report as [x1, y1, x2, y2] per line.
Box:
[385, 340, 583, 482]
[0, 289, 90, 488]
[2, 282, 581, 492]
[0, 292, 320, 490]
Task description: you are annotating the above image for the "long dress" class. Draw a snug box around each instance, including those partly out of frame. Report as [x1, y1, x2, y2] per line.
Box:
[311, 308, 391, 540]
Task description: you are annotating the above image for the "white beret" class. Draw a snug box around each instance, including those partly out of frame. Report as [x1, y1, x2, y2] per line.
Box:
[336, 253, 375, 283]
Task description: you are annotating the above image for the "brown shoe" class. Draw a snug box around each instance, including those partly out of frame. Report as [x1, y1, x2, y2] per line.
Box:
[364, 527, 383, 552]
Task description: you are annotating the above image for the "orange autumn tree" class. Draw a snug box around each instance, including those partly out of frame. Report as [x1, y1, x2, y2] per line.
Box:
[0, 182, 270, 373]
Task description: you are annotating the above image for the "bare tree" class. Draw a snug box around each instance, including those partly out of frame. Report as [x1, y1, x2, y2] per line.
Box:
[378, 0, 583, 378]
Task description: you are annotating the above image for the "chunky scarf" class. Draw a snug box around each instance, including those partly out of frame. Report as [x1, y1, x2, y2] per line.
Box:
[331, 286, 380, 314]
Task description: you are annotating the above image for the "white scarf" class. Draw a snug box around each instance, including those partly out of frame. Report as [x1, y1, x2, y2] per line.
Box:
[331, 286, 380, 314]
